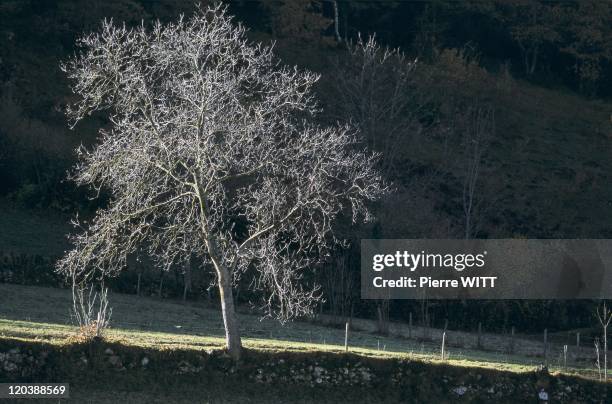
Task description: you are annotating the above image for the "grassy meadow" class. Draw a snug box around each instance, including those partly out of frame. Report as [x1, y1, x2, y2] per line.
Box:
[0, 283, 542, 371]
[1, 284, 610, 403]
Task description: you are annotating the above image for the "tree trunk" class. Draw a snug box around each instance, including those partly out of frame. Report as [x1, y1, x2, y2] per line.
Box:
[529, 47, 538, 76]
[158, 270, 164, 298]
[182, 257, 191, 303]
[604, 322, 608, 381]
[199, 202, 243, 360]
[604, 302, 608, 381]
[376, 301, 389, 335]
[217, 263, 242, 360]
[332, 1, 341, 42]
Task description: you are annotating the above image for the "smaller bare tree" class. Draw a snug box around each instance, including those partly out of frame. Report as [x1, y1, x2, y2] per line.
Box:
[595, 337, 602, 380]
[460, 104, 494, 239]
[71, 278, 112, 340]
[322, 248, 355, 323]
[329, 36, 429, 334]
[332, 0, 341, 42]
[328, 35, 426, 179]
[596, 301, 612, 381]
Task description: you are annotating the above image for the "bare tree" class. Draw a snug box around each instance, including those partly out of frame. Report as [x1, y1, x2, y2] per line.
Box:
[322, 249, 355, 323]
[71, 278, 112, 340]
[596, 301, 612, 381]
[595, 337, 602, 380]
[329, 36, 428, 334]
[328, 35, 424, 179]
[332, 0, 341, 42]
[56, 5, 386, 360]
[460, 104, 494, 239]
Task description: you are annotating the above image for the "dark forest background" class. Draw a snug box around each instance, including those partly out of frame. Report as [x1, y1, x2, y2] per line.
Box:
[1, 0, 612, 336]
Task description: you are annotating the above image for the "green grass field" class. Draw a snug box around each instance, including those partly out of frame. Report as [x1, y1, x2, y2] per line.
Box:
[0, 283, 600, 375]
[0, 284, 516, 366]
[0, 283, 609, 403]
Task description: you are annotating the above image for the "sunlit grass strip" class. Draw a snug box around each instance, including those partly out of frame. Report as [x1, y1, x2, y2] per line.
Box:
[0, 317, 550, 375]
[0, 284, 605, 379]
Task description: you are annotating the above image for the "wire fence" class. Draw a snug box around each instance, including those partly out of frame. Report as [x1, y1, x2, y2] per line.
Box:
[2, 304, 610, 380]
[1, 280, 610, 381]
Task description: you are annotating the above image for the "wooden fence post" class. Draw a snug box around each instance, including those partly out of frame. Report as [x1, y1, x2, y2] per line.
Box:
[441, 331, 446, 360]
[543, 328, 548, 365]
[409, 312, 413, 339]
[345, 322, 349, 352]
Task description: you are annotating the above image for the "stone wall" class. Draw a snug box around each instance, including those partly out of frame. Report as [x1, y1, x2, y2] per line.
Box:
[0, 339, 607, 403]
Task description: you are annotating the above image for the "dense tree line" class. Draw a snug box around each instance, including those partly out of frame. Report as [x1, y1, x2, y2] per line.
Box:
[0, 1, 610, 335]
